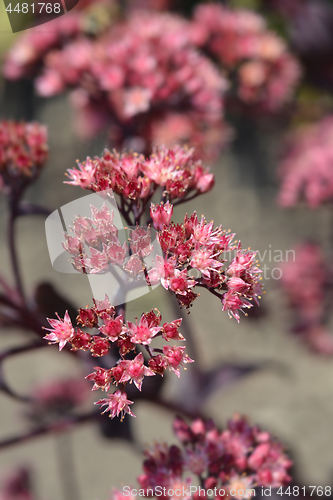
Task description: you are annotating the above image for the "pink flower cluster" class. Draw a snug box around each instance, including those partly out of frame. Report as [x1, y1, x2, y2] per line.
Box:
[278, 116, 333, 208]
[0, 121, 48, 192]
[280, 243, 333, 355]
[110, 415, 292, 500]
[150, 210, 262, 319]
[0, 468, 35, 500]
[191, 3, 301, 111]
[3, 14, 81, 81]
[64, 146, 261, 319]
[65, 145, 215, 202]
[44, 302, 193, 420]
[44, 145, 263, 419]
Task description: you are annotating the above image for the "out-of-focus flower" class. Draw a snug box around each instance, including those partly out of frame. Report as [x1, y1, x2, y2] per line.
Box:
[278, 116, 333, 208]
[26, 378, 90, 427]
[0, 121, 48, 196]
[191, 3, 301, 112]
[150, 201, 173, 231]
[133, 415, 292, 499]
[95, 390, 136, 421]
[4, 11, 229, 159]
[43, 311, 75, 351]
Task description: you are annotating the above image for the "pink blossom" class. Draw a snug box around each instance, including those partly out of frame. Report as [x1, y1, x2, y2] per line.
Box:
[95, 390, 136, 420]
[90, 336, 110, 357]
[84, 247, 109, 274]
[70, 329, 92, 351]
[86, 367, 113, 392]
[150, 201, 173, 231]
[190, 249, 223, 278]
[43, 311, 75, 351]
[192, 3, 301, 111]
[118, 352, 154, 391]
[138, 415, 292, 496]
[99, 315, 125, 342]
[0, 120, 48, 191]
[280, 243, 325, 321]
[106, 241, 127, 266]
[278, 116, 333, 208]
[222, 291, 252, 322]
[65, 157, 97, 189]
[4, 10, 228, 157]
[227, 276, 251, 293]
[123, 87, 152, 117]
[130, 227, 153, 258]
[162, 319, 184, 341]
[62, 235, 83, 256]
[183, 446, 209, 475]
[162, 345, 194, 377]
[168, 269, 196, 295]
[128, 315, 161, 345]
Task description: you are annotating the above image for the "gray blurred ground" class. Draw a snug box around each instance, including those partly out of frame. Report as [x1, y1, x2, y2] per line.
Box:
[0, 95, 333, 500]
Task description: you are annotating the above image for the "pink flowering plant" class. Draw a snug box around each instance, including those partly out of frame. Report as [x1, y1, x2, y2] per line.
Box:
[0, 1, 310, 496]
[43, 144, 263, 420]
[108, 414, 292, 500]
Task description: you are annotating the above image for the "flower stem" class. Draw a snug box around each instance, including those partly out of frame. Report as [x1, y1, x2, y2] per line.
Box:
[8, 206, 25, 304]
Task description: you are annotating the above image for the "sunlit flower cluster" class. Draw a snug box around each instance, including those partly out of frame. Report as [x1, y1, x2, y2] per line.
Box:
[0, 120, 48, 194]
[150, 210, 262, 319]
[278, 116, 333, 208]
[3, 14, 81, 80]
[110, 415, 292, 500]
[191, 3, 301, 111]
[280, 242, 333, 355]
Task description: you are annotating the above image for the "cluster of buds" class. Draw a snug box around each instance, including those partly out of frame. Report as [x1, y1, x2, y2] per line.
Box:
[0, 121, 48, 196]
[44, 301, 193, 420]
[65, 145, 214, 205]
[110, 415, 292, 500]
[191, 3, 301, 112]
[280, 242, 333, 355]
[277, 116, 333, 208]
